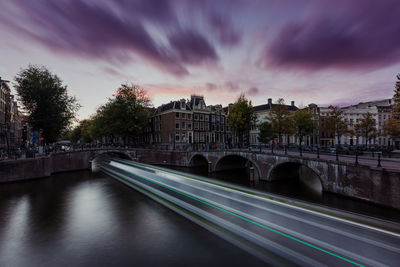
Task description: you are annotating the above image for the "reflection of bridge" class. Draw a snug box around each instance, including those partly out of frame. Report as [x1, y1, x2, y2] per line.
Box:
[1, 148, 399, 209]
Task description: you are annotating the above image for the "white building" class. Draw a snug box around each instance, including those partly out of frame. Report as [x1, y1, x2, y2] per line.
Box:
[339, 99, 393, 146]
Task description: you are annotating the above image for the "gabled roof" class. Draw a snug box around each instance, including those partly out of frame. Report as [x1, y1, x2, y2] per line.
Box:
[253, 103, 297, 112]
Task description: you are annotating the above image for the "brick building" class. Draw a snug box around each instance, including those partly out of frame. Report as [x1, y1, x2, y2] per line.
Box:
[151, 95, 230, 150]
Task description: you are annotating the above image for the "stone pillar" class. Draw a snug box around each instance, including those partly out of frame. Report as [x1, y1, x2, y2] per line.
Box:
[208, 161, 212, 173]
[249, 166, 254, 183]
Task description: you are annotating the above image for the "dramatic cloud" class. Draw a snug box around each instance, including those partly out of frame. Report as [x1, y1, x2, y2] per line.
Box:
[0, 0, 225, 77]
[264, 0, 400, 70]
[205, 83, 218, 91]
[169, 30, 218, 65]
[247, 87, 259, 96]
[208, 13, 241, 46]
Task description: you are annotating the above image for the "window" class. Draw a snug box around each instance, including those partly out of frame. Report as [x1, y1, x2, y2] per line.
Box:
[205, 123, 209, 131]
[181, 121, 186, 130]
[181, 132, 186, 142]
[194, 122, 199, 130]
[175, 132, 180, 141]
[200, 132, 205, 142]
[175, 121, 180, 129]
[176, 112, 180, 118]
[194, 114, 199, 120]
[216, 125, 220, 132]
[200, 114, 204, 121]
[187, 114, 192, 120]
[211, 115, 215, 122]
[200, 122, 204, 130]
[205, 115, 209, 121]
[187, 122, 192, 130]
[181, 113, 186, 119]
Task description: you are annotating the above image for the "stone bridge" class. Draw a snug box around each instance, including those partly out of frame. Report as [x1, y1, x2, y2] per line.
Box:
[101, 148, 400, 210]
[1, 148, 399, 210]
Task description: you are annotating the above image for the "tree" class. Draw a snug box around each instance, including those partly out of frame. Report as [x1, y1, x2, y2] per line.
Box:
[384, 74, 400, 149]
[67, 119, 94, 143]
[291, 108, 314, 147]
[14, 65, 80, 143]
[269, 98, 292, 144]
[325, 106, 349, 146]
[258, 121, 274, 145]
[227, 94, 257, 146]
[354, 112, 378, 146]
[90, 83, 151, 145]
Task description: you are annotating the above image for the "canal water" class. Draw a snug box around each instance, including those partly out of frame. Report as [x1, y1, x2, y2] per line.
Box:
[0, 171, 264, 267]
[1, 164, 399, 266]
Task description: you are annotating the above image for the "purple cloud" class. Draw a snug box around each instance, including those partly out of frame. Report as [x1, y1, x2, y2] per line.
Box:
[0, 0, 223, 76]
[208, 13, 241, 46]
[247, 87, 259, 96]
[169, 30, 218, 64]
[206, 83, 218, 91]
[263, 0, 400, 70]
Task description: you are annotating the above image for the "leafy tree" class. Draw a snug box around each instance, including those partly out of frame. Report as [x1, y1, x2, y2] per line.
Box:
[68, 119, 94, 143]
[227, 94, 257, 146]
[393, 74, 400, 119]
[14, 65, 80, 142]
[269, 98, 292, 144]
[90, 83, 151, 145]
[383, 74, 400, 148]
[325, 106, 349, 145]
[291, 108, 314, 147]
[354, 112, 378, 146]
[258, 121, 274, 145]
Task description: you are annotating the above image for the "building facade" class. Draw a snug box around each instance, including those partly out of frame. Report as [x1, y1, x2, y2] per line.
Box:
[250, 98, 297, 146]
[151, 95, 230, 150]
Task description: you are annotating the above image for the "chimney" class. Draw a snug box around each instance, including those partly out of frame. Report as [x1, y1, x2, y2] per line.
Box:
[291, 101, 295, 107]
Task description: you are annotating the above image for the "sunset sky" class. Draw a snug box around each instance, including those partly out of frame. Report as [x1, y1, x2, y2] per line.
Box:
[1, 0, 399, 120]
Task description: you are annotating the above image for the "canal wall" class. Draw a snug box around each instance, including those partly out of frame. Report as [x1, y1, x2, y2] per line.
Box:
[0, 151, 91, 183]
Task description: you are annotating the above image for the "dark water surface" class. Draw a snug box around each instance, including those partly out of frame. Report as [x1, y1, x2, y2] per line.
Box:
[165, 166, 400, 223]
[0, 171, 264, 267]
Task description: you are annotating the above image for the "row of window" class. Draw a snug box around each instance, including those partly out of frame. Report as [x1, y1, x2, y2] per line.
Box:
[175, 112, 192, 120]
[175, 120, 230, 131]
[175, 112, 226, 123]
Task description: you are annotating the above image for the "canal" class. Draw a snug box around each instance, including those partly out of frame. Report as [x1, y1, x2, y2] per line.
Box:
[1, 163, 399, 266]
[0, 170, 264, 267]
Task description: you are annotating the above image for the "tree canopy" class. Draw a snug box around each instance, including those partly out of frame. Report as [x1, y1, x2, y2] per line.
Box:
[227, 94, 257, 144]
[269, 98, 292, 143]
[88, 83, 152, 144]
[258, 121, 274, 144]
[290, 108, 314, 145]
[14, 65, 80, 143]
[325, 106, 349, 145]
[354, 112, 378, 146]
[383, 74, 400, 148]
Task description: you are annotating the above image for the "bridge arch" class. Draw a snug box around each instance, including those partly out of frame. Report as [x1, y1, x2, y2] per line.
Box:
[188, 154, 209, 167]
[214, 154, 261, 181]
[268, 161, 324, 192]
[91, 150, 132, 172]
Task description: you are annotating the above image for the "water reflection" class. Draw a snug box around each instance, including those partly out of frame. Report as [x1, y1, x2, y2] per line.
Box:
[0, 171, 264, 267]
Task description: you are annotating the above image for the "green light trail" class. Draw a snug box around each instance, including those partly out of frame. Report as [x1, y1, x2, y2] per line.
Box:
[111, 163, 365, 267]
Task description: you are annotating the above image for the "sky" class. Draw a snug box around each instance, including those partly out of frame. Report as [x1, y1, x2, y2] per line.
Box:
[1, 0, 400, 120]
